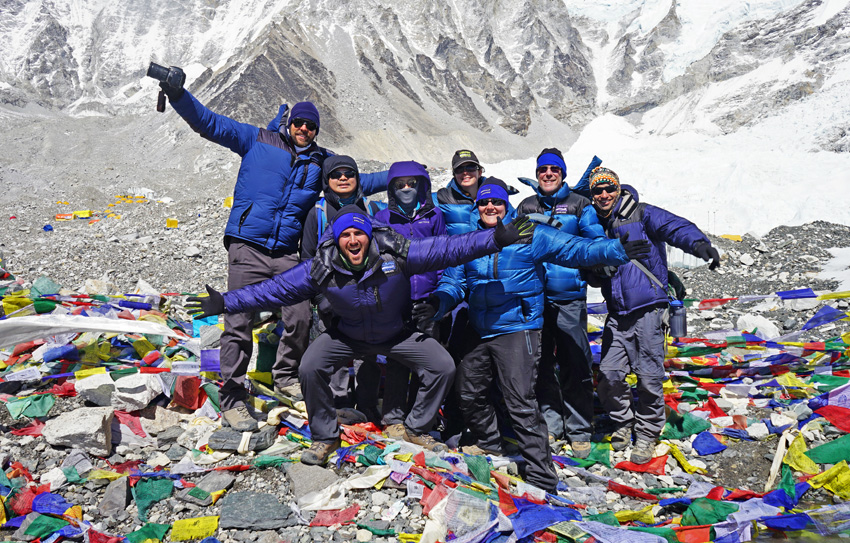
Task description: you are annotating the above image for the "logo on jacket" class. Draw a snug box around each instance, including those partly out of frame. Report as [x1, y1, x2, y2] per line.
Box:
[381, 260, 397, 274]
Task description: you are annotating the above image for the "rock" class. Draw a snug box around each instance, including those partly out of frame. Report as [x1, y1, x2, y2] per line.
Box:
[140, 405, 182, 436]
[736, 314, 780, 339]
[156, 425, 185, 446]
[785, 298, 820, 312]
[112, 373, 163, 411]
[371, 491, 390, 506]
[789, 402, 813, 421]
[43, 407, 113, 457]
[356, 529, 373, 542]
[747, 422, 770, 440]
[739, 253, 755, 266]
[75, 373, 116, 406]
[207, 426, 277, 452]
[219, 491, 293, 530]
[284, 463, 340, 502]
[99, 476, 131, 517]
[783, 317, 798, 330]
[184, 246, 201, 258]
[39, 466, 67, 490]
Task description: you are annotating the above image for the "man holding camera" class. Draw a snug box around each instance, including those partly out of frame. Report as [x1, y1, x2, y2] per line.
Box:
[155, 66, 386, 431]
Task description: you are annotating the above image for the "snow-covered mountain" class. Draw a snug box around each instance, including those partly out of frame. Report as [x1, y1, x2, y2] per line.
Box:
[1, 0, 849, 234]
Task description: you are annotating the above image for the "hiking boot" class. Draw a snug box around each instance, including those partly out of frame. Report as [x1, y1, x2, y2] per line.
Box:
[301, 438, 341, 466]
[610, 425, 632, 451]
[461, 444, 503, 456]
[403, 428, 448, 453]
[221, 404, 258, 432]
[571, 440, 592, 460]
[274, 382, 303, 401]
[630, 439, 655, 465]
[384, 423, 406, 440]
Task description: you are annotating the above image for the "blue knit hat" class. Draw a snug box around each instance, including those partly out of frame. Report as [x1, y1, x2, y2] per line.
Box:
[288, 102, 320, 134]
[536, 147, 567, 177]
[331, 205, 373, 241]
[476, 177, 509, 204]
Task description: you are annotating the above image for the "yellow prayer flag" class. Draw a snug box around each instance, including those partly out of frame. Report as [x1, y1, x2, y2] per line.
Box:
[398, 534, 422, 543]
[209, 489, 226, 505]
[719, 234, 742, 242]
[0, 495, 6, 524]
[223, 196, 233, 208]
[75, 367, 108, 380]
[132, 338, 156, 358]
[818, 291, 850, 301]
[247, 371, 273, 386]
[666, 442, 707, 475]
[73, 210, 92, 218]
[783, 433, 820, 475]
[662, 379, 677, 395]
[170, 516, 219, 541]
[615, 504, 655, 524]
[166, 218, 179, 229]
[86, 469, 125, 481]
[808, 461, 850, 500]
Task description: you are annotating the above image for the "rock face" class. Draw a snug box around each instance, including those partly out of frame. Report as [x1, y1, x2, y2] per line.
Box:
[218, 491, 293, 530]
[43, 407, 114, 457]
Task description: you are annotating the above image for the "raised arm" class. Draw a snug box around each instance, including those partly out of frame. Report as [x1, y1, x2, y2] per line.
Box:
[223, 261, 320, 313]
[169, 90, 259, 157]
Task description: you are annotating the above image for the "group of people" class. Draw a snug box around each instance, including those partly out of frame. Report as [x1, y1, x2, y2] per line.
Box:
[157, 66, 721, 494]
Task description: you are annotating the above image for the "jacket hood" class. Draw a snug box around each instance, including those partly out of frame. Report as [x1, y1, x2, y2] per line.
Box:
[322, 155, 362, 208]
[386, 161, 431, 209]
[517, 176, 572, 207]
[267, 104, 288, 133]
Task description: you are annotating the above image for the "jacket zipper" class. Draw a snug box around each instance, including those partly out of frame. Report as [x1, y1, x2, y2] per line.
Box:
[493, 253, 499, 279]
[374, 286, 383, 312]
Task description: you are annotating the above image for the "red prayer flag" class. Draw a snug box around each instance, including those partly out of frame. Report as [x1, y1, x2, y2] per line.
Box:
[87, 529, 123, 543]
[673, 524, 712, 543]
[607, 480, 658, 500]
[706, 486, 726, 500]
[815, 406, 850, 433]
[498, 487, 518, 516]
[309, 503, 360, 526]
[113, 410, 147, 438]
[213, 464, 252, 472]
[11, 420, 45, 436]
[724, 488, 764, 501]
[421, 482, 448, 516]
[413, 451, 427, 467]
[698, 298, 737, 310]
[614, 455, 668, 476]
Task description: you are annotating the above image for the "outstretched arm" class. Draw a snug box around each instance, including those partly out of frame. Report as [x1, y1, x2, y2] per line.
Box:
[169, 90, 259, 157]
[222, 261, 320, 313]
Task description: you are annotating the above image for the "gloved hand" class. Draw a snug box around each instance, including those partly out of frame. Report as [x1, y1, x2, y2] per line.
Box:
[186, 285, 225, 319]
[412, 295, 440, 335]
[494, 215, 536, 248]
[694, 242, 721, 270]
[620, 232, 651, 260]
[158, 66, 186, 101]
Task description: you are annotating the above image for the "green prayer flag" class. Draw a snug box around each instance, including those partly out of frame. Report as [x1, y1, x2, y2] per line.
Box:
[201, 383, 220, 411]
[253, 455, 290, 469]
[109, 367, 139, 381]
[5, 394, 55, 419]
[806, 433, 850, 464]
[661, 411, 712, 440]
[630, 526, 679, 543]
[61, 466, 86, 484]
[464, 455, 491, 485]
[572, 441, 612, 469]
[779, 464, 796, 500]
[587, 511, 620, 526]
[357, 445, 383, 466]
[23, 514, 70, 539]
[356, 521, 396, 537]
[681, 498, 739, 526]
[188, 486, 211, 500]
[810, 374, 850, 393]
[132, 477, 174, 522]
[125, 522, 171, 543]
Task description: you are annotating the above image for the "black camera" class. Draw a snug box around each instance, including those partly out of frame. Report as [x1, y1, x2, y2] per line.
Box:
[147, 62, 185, 89]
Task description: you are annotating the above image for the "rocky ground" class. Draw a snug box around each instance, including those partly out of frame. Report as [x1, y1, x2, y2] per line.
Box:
[1, 179, 850, 541]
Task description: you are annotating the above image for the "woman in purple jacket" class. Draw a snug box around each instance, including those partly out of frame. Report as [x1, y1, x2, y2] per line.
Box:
[187, 206, 529, 465]
[374, 161, 447, 439]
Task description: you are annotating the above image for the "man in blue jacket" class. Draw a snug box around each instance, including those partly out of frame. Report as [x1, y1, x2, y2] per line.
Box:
[517, 148, 606, 459]
[587, 167, 720, 465]
[187, 206, 530, 465]
[157, 72, 387, 432]
[425, 178, 649, 493]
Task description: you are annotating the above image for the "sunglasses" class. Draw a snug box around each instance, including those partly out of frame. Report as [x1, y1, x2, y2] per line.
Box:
[454, 164, 480, 174]
[291, 118, 318, 131]
[536, 165, 562, 175]
[477, 198, 505, 207]
[591, 185, 619, 196]
[393, 179, 417, 190]
[329, 169, 357, 180]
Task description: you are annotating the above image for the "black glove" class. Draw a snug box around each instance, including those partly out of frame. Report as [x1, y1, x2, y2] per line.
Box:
[694, 242, 721, 270]
[158, 65, 186, 101]
[186, 285, 225, 319]
[620, 232, 651, 260]
[494, 215, 536, 248]
[412, 294, 439, 323]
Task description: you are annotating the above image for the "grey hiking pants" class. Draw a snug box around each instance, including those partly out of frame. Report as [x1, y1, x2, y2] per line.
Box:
[301, 329, 455, 442]
[596, 304, 667, 441]
[219, 240, 310, 410]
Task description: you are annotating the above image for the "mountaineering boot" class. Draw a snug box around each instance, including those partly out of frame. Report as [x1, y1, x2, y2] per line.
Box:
[403, 428, 449, 453]
[301, 438, 342, 466]
[571, 440, 592, 460]
[460, 444, 504, 456]
[630, 439, 655, 465]
[221, 404, 258, 432]
[384, 423, 407, 440]
[274, 382, 303, 401]
[610, 425, 632, 451]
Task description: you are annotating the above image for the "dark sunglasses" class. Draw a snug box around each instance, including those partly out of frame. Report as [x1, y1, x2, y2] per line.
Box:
[591, 185, 619, 196]
[536, 165, 562, 175]
[393, 179, 417, 189]
[329, 169, 357, 180]
[454, 164, 480, 174]
[291, 118, 318, 131]
[477, 198, 505, 207]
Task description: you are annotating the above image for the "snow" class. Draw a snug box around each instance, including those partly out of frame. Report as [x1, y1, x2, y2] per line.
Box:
[820, 247, 850, 291]
[489, 111, 850, 238]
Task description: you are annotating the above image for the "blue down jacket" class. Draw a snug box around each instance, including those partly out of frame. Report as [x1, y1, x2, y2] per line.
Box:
[434, 207, 630, 339]
[516, 179, 606, 302]
[222, 225, 499, 344]
[374, 162, 447, 301]
[171, 92, 386, 253]
[431, 176, 495, 235]
[595, 185, 710, 315]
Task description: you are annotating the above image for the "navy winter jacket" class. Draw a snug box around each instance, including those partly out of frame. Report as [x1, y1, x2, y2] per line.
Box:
[170, 92, 386, 253]
[222, 226, 499, 344]
[431, 176, 494, 235]
[594, 185, 711, 316]
[374, 162, 447, 301]
[517, 179, 606, 302]
[434, 207, 630, 339]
